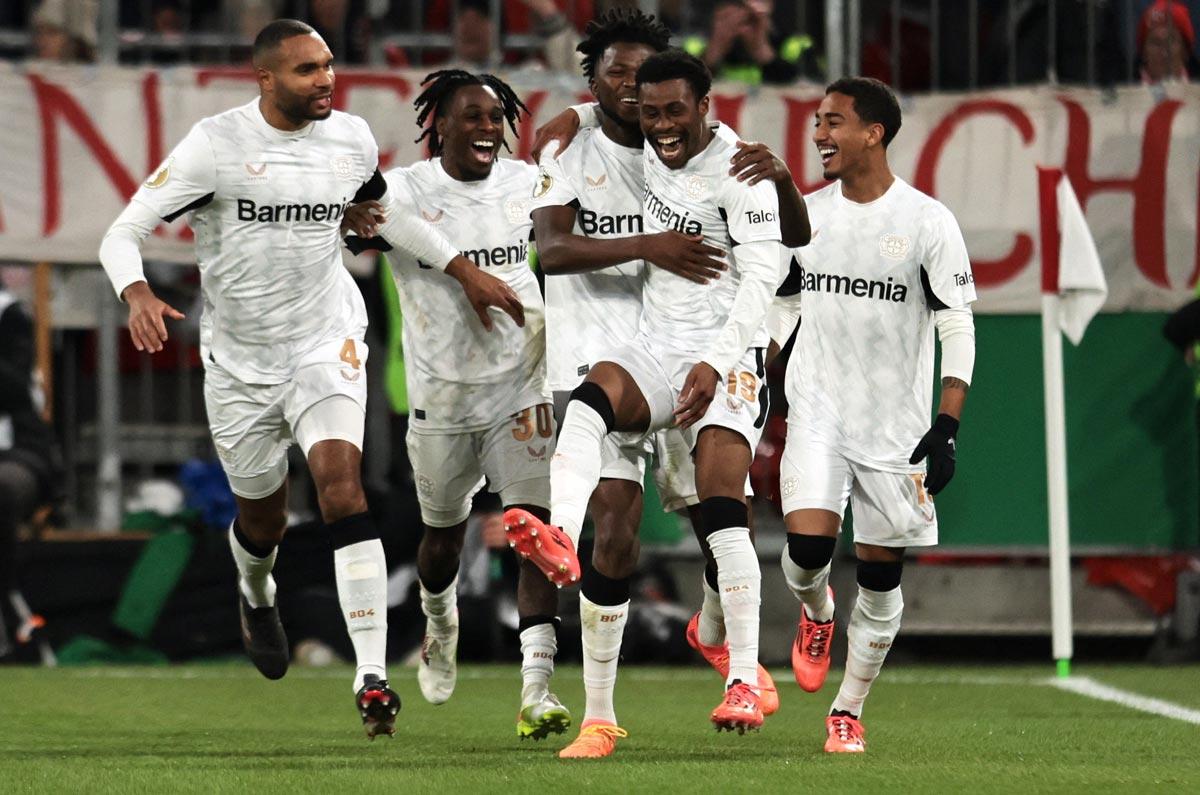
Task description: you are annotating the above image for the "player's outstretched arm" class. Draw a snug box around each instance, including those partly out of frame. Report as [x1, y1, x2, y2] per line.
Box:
[729, 141, 810, 248]
[531, 206, 725, 283]
[909, 307, 975, 494]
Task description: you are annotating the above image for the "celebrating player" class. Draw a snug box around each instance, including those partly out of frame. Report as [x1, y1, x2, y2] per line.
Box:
[97, 20, 514, 739]
[510, 50, 807, 734]
[525, 10, 796, 757]
[773, 77, 977, 752]
[346, 69, 573, 742]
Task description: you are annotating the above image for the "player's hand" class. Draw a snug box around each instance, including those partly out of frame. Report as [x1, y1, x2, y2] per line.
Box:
[122, 280, 185, 354]
[908, 413, 959, 495]
[730, 141, 792, 186]
[446, 256, 525, 331]
[639, 231, 727, 284]
[674, 362, 720, 428]
[341, 200, 386, 237]
[530, 107, 582, 163]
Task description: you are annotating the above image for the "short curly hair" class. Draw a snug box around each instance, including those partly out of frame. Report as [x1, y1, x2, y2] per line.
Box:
[577, 7, 672, 82]
[635, 49, 712, 102]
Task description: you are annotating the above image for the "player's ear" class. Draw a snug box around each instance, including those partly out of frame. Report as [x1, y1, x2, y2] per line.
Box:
[865, 121, 884, 149]
[255, 66, 272, 94]
[435, 114, 448, 140]
[698, 94, 710, 118]
[588, 77, 599, 99]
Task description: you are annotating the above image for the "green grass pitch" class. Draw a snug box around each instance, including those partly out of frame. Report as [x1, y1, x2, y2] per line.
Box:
[1, 663, 1197, 792]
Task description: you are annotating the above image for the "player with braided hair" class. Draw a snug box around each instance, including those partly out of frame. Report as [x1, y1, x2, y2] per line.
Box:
[345, 68, 577, 741]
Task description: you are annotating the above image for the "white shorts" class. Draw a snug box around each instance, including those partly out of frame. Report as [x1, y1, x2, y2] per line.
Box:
[204, 338, 369, 500]
[780, 421, 938, 548]
[605, 331, 770, 454]
[408, 402, 555, 528]
[651, 427, 698, 513]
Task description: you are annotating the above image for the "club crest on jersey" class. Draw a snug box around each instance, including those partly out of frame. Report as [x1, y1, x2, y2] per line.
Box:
[421, 209, 444, 224]
[144, 159, 172, 189]
[878, 233, 911, 261]
[686, 175, 708, 200]
[533, 171, 553, 198]
[585, 173, 607, 191]
[330, 156, 357, 181]
[504, 199, 529, 224]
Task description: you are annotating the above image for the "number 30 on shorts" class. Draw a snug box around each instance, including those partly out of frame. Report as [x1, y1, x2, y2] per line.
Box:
[511, 405, 554, 441]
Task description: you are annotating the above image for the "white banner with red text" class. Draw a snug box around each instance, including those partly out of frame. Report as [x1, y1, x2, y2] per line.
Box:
[1, 63, 1197, 313]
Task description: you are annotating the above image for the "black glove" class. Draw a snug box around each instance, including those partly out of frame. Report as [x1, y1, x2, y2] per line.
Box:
[909, 413, 959, 496]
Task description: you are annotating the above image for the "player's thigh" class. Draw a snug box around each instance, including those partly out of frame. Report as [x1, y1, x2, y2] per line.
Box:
[482, 403, 555, 511]
[285, 338, 369, 454]
[780, 422, 852, 534]
[599, 335, 676, 431]
[849, 464, 938, 549]
[407, 428, 485, 529]
[689, 346, 768, 500]
[203, 365, 290, 500]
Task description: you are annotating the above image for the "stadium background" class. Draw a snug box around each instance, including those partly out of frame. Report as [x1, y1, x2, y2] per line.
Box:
[0, 2, 1199, 787]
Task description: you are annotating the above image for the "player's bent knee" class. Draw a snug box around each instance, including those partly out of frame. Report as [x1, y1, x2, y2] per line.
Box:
[568, 381, 615, 432]
[698, 495, 748, 535]
[420, 502, 473, 530]
[857, 558, 904, 592]
[788, 533, 837, 569]
[315, 477, 367, 521]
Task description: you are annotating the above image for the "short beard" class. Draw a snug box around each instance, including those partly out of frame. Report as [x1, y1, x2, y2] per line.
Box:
[597, 99, 641, 136]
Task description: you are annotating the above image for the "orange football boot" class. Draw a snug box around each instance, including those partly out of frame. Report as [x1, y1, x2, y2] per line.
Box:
[792, 586, 835, 692]
[502, 508, 580, 588]
[686, 612, 779, 715]
[558, 720, 628, 759]
[711, 682, 764, 734]
[824, 713, 866, 753]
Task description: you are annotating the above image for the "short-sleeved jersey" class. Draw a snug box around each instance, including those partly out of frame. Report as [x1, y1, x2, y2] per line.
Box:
[127, 99, 379, 384]
[640, 122, 782, 356]
[384, 157, 547, 432]
[530, 127, 646, 392]
[786, 177, 977, 471]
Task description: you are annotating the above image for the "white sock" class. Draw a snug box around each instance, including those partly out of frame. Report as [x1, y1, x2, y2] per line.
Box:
[228, 522, 277, 609]
[697, 572, 726, 647]
[420, 577, 458, 635]
[831, 585, 903, 718]
[579, 595, 628, 725]
[707, 527, 761, 688]
[519, 622, 557, 704]
[550, 401, 608, 546]
[781, 547, 834, 623]
[334, 538, 388, 692]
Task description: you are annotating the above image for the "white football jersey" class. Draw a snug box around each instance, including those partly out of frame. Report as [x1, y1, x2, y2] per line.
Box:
[640, 123, 782, 358]
[126, 99, 379, 384]
[786, 177, 977, 472]
[384, 157, 547, 432]
[530, 127, 646, 392]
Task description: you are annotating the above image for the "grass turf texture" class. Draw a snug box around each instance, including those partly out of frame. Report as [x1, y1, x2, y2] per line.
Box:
[1, 663, 1197, 792]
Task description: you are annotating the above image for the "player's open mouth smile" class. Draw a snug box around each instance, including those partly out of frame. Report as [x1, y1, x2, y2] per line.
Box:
[470, 137, 498, 164]
[655, 133, 685, 161]
[818, 145, 838, 167]
[311, 93, 332, 112]
[618, 95, 638, 112]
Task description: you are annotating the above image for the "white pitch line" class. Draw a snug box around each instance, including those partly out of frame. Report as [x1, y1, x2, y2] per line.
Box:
[1049, 675, 1200, 726]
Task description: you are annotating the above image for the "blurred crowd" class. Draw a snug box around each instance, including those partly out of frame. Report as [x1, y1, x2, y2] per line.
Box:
[2, 0, 1198, 88]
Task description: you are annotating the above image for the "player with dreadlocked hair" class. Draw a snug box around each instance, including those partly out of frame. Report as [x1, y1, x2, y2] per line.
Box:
[344, 67, 577, 743]
[413, 69, 529, 161]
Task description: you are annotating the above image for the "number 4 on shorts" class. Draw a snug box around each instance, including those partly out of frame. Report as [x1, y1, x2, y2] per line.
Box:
[340, 339, 361, 369]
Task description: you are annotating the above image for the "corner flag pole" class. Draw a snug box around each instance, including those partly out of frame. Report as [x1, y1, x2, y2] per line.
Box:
[1038, 166, 1073, 678]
